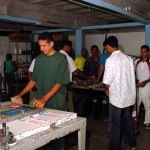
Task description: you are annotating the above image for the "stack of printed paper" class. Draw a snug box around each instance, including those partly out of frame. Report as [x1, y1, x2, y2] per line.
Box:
[0, 109, 77, 141]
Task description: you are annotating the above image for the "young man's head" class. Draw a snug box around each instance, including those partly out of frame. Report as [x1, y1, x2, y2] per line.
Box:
[6, 53, 12, 61]
[90, 45, 99, 57]
[38, 32, 54, 55]
[60, 40, 72, 54]
[81, 48, 88, 58]
[104, 36, 118, 55]
[141, 45, 149, 59]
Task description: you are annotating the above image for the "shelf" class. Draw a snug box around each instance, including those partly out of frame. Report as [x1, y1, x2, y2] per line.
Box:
[9, 35, 32, 94]
[9, 32, 30, 42]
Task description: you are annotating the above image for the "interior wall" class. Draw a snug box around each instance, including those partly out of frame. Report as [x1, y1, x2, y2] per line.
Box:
[69, 31, 145, 57]
[0, 31, 145, 74]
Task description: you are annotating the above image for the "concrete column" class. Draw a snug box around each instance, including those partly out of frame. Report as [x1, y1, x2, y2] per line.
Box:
[145, 25, 150, 48]
[75, 29, 84, 56]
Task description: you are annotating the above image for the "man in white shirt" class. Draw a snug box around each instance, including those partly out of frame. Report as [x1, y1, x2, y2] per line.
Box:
[28, 59, 35, 79]
[59, 40, 85, 112]
[59, 41, 77, 82]
[134, 45, 150, 129]
[28, 58, 37, 106]
[103, 36, 136, 150]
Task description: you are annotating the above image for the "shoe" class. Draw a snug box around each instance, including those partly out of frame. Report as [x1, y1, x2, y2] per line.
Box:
[145, 123, 150, 130]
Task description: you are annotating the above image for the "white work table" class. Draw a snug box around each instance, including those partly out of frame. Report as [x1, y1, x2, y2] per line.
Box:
[2, 117, 86, 150]
[0, 103, 86, 150]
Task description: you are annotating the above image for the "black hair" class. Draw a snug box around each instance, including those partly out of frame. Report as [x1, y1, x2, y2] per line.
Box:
[103, 40, 107, 46]
[91, 45, 99, 51]
[6, 53, 12, 60]
[141, 45, 149, 52]
[38, 32, 54, 42]
[104, 36, 118, 48]
[81, 48, 87, 52]
[60, 40, 72, 49]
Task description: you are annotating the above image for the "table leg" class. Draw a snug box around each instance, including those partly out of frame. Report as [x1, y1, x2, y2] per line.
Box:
[78, 126, 86, 150]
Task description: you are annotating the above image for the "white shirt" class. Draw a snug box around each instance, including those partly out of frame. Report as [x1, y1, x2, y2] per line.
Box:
[59, 50, 77, 82]
[29, 59, 35, 72]
[103, 50, 136, 108]
[135, 59, 150, 95]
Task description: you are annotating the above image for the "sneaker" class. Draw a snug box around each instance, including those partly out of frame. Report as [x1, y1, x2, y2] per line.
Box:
[145, 124, 150, 130]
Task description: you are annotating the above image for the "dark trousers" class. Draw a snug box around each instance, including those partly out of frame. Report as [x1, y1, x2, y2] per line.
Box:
[5, 73, 14, 98]
[82, 90, 103, 117]
[108, 104, 136, 150]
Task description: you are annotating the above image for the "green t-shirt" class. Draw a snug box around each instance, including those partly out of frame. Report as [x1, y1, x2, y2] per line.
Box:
[4, 61, 14, 74]
[32, 52, 69, 111]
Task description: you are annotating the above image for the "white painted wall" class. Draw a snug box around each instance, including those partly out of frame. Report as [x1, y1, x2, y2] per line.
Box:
[69, 31, 145, 57]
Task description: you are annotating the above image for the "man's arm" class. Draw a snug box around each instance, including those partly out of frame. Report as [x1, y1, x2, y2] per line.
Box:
[97, 64, 104, 82]
[137, 78, 150, 87]
[28, 71, 32, 80]
[74, 69, 86, 80]
[103, 83, 110, 96]
[33, 84, 62, 109]
[13, 80, 36, 99]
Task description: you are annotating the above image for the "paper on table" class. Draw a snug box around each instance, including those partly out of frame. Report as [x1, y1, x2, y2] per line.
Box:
[0, 118, 50, 141]
[0, 109, 77, 141]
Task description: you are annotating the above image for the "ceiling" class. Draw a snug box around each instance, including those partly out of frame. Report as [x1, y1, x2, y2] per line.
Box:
[0, 0, 150, 35]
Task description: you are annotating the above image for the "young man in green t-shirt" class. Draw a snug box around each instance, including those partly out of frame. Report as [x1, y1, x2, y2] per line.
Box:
[13, 32, 69, 110]
[13, 32, 69, 150]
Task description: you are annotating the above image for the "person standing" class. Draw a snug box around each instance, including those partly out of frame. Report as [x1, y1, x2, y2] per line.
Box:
[97, 41, 109, 82]
[27, 58, 37, 106]
[103, 36, 136, 150]
[28, 58, 35, 80]
[133, 45, 150, 129]
[82, 45, 102, 118]
[97, 40, 110, 121]
[59, 40, 85, 112]
[4, 53, 18, 98]
[13, 32, 69, 150]
[74, 48, 88, 71]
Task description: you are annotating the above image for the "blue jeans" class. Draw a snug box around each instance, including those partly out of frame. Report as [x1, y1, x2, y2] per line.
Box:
[108, 104, 136, 150]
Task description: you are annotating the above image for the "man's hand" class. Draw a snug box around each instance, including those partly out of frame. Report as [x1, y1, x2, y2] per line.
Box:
[103, 83, 109, 96]
[137, 81, 147, 87]
[33, 97, 47, 109]
[11, 95, 23, 104]
[105, 89, 109, 96]
[12, 95, 21, 100]
[87, 75, 97, 83]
